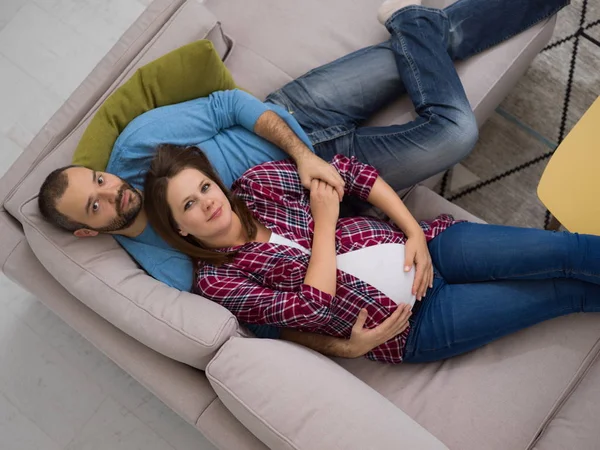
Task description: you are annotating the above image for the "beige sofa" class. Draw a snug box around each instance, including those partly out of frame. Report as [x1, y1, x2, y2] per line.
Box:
[1, 0, 599, 449]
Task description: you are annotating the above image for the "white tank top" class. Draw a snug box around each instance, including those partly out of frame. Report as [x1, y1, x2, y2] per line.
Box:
[268, 232, 416, 306]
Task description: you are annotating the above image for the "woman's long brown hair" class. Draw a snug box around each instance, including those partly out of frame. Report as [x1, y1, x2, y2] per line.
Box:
[144, 144, 257, 266]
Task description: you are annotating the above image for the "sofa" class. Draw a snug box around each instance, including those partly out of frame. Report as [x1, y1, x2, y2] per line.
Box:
[1, 0, 599, 449]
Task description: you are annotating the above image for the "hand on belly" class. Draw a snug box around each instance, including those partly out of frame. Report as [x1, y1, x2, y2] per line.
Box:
[337, 243, 416, 307]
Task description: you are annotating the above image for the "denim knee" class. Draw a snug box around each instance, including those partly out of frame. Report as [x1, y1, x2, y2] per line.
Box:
[438, 108, 479, 163]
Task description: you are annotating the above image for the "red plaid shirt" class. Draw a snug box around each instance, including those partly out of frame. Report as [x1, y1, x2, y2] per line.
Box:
[194, 155, 457, 363]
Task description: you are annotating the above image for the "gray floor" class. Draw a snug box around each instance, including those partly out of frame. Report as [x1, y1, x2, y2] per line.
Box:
[0, 1, 216, 449]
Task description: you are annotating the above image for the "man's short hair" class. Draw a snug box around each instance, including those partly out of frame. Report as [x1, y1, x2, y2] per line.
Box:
[38, 165, 87, 231]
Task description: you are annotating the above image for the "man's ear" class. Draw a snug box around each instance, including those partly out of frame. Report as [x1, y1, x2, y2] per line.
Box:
[74, 229, 99, 238]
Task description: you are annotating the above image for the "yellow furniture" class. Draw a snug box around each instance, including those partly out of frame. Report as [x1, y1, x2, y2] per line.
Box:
[538, 95, 600, 235]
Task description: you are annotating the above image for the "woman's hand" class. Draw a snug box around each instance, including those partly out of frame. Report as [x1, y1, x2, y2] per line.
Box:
[404, 231, 433, 300]
[346, 305, 413, 358]
[310, 179, 340, 227]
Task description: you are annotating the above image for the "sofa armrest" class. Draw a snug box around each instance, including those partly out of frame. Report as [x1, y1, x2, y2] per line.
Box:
[206, 337, 448, 450]
[20, 198, 239, 370]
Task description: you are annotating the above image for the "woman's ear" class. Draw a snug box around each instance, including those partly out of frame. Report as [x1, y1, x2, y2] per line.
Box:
[178, 228, 189, 237]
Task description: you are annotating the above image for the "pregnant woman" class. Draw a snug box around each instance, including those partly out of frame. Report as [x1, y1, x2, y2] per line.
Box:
[144, 145, 600, 364]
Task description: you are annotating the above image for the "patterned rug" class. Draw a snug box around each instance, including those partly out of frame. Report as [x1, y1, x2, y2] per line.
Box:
[435, 0, 600, 229]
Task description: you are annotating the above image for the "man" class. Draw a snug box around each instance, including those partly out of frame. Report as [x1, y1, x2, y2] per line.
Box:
[38, 0, 568, 358]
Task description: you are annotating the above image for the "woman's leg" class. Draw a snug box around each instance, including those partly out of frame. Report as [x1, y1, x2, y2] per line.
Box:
[403, 277, 600, 363]
[428, 222, 600, 286]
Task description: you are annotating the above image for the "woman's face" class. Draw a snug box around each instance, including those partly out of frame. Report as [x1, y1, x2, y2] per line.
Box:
[166, 167, 233, 243]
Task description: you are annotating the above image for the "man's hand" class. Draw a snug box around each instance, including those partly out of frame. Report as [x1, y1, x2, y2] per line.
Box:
[253, 110, 344, 199]
[279, 305, 412, 359]
[310, 179, 340, 228]
[295, 151, 345, 201]
[346, 305, 412, 358]
[404, 232, 433, 301]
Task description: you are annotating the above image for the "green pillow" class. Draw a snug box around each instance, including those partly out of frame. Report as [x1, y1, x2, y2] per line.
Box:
[72, 40, 238, 171]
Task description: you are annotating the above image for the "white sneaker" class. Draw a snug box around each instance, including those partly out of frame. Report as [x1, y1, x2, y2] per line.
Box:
[377, 0, 422, 25]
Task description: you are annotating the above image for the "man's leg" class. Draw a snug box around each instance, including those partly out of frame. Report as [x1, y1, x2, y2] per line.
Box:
[266, 0, 568, 189]
[267, 0, 568, 135]
[445, 0, 569, 61]
[317, 5, 478, 191]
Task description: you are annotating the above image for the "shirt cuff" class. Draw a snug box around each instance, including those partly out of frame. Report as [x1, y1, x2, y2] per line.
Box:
[245, 324, 282, 339]
[353, 165, 379, 201]
[237, 91, 270, 132]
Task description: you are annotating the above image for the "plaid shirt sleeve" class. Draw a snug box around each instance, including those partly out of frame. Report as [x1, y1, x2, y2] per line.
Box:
[330, 155, 379, 201]
[232, 159, 305, 203]
[232, 156, 379, 204]
[198, 273, 336, 329]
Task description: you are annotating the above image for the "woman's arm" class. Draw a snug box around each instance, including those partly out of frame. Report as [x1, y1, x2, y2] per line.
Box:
[198, 273, 336, 329]
[328, 155, 433, 299]
[303, 179, 340, 296]
[304, 219, 337, 296]
[367, 177, 423, 238]
[366, 177, 433, 299]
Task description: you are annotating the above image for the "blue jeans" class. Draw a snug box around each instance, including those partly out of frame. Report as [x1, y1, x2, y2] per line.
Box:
[266, 0, 569, 192]
[402, 223, 600, 363]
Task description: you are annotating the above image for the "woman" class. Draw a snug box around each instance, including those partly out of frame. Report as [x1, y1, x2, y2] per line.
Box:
[144, 144, 600, 364]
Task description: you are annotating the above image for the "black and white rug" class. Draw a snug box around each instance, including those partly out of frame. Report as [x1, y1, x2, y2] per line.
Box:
[436, 0, 600, 229]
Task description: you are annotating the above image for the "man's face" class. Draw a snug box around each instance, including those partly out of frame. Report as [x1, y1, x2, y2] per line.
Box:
[56, 167, 143, 234]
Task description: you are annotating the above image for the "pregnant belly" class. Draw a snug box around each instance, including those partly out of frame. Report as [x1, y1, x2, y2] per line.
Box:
[337, 243, 416, 307]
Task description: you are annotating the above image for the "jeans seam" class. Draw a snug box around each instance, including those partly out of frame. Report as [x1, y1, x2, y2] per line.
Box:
[399, 29, 426, 106]
[307, 126, 354, 146]
[265, 90, 293, 112]
[388, 8, 428, 108]
[357, 114, 436, 139]
[498, 268, 600, 281]
[387, 5, 447, 24]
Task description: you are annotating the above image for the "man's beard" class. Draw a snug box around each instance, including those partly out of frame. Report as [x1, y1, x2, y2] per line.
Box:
[93, 183, 143, 233]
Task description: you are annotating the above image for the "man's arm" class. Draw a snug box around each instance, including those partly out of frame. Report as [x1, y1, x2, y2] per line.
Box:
[280, 305, 413, 358]
[254, 110, 345, 200]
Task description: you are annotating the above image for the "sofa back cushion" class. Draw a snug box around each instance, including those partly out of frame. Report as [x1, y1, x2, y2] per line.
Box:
[5, 0, 245, 370]
[72, 39, 238, 171]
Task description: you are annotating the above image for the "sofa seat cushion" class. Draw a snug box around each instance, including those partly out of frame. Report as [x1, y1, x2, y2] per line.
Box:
[5, 1, 245, 370]
[531, 350, 600, 450]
